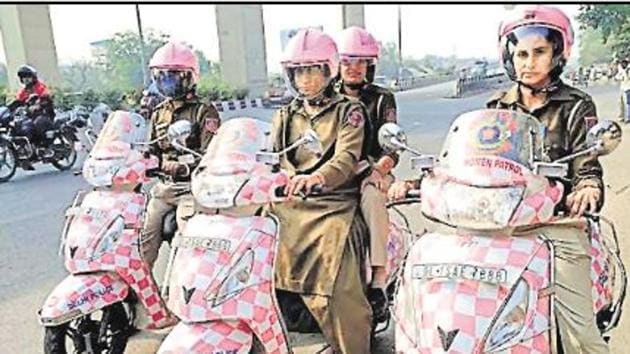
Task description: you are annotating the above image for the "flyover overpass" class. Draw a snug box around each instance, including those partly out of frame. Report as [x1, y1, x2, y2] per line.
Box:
[0, 4, 365, 96]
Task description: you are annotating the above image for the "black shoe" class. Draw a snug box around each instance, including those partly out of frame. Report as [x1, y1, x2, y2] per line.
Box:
[368, 287, 389, 324]
[20, 161, 35, 170]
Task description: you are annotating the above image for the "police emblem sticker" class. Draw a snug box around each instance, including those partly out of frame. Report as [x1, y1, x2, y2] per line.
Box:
[476, 119, 509, 151]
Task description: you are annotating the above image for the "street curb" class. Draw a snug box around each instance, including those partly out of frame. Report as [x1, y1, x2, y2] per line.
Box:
[212, 98, 266, 112]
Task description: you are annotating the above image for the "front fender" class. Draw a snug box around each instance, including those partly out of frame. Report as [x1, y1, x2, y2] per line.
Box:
[39, 272, 128, 327]
[158, 320, 254, 354]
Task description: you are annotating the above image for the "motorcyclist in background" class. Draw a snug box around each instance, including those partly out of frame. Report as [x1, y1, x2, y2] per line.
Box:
[7, 65, 55, 169]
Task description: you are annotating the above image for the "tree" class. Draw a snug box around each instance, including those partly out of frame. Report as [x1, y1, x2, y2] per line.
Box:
[577, 5, 630, 58]
[60, 61, 107, 92]
[578, 28, 613, 66]
[99, 30, 170, 91]
[376, 41, 401, 78]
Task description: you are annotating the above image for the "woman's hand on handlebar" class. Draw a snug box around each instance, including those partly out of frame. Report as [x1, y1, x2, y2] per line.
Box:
[388, 180, 416, 201]
[566, 186, 601, 217]
[284, 173, 326, 198]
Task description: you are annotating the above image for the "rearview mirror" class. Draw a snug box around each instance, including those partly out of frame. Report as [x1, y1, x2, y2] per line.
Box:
[585, 120, 622, 157]
[302, 129, 323, 156]
[168, 120, 193, 146]
[378, 123, 407, 153]
[378, 123, 423, 156]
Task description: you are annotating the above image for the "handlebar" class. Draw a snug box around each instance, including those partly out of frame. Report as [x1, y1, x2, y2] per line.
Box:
[386, 189, 421, 208]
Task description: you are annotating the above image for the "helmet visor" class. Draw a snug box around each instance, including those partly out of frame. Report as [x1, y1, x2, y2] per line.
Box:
[151, 69, 193, 98]
[339, 57, 376, 66]
[505, 25, 564, 57]
[283, 63, 333, 99]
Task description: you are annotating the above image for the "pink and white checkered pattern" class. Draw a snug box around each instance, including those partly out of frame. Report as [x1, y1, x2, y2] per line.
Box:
[40, 272, 129, 325]
[60, 190, 172, 328]
[83, 147, 159, 187]
[394, 232, 552, 353]
[165, 214, 289, 353]
[589, 223, 614, 313]
[510, 181, 564, 226]
[234, 166, 289, 206]
[387, 219, 411, 283]
[158, 320, 254, 354]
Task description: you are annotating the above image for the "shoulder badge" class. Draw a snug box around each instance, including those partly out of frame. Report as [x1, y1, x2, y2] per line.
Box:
[346, 107, 365, 128]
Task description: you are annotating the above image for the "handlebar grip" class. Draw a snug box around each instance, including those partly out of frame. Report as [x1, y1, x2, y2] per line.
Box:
[145, 168, 163, 178]
[406, 189, 421, 198]
[273, 184, 325, 198]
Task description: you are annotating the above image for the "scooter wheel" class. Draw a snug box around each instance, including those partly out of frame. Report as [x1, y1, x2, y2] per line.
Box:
[43, 302, 131, 354]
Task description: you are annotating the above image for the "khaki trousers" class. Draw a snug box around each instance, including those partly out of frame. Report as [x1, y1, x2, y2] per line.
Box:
[360, 174, 394, 268]
[140, 182, 195, 267]
[516, 222, 609, 354]
[300, 231, 372, 354]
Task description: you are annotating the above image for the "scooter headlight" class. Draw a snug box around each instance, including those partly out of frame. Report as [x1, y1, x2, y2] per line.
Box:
[208, 249, 255, 306]
[441, 183, 524, 230]
[485, 279, 530, 352]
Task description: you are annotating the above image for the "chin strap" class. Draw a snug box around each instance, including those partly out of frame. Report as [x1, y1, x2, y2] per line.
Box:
[343, 81, 365, 91]
[516, 79, 560, 96]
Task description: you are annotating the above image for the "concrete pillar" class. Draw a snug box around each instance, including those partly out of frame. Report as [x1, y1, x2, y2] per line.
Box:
[215, 4, 268, 97]
[0, 4, 60, 91]
[341, 4, 365, 28]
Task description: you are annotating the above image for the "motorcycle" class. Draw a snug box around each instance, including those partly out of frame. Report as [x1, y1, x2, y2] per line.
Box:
[378, 109, 626, 353]
[38, 110, 177, 353]
[0, 104, 80, 182]
[153, 117, 414, 353]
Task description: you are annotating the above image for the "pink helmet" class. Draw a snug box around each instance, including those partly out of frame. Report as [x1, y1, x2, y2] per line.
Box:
[149, 42, 200, 80]
[336, 26, 380, 61]
[149, 42, 199, 98]
[281, 28, 339, 78]
[498, 5, 574, 80]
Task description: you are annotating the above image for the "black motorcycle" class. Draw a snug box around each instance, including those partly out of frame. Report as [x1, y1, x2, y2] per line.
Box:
[0, 105, 80, 182]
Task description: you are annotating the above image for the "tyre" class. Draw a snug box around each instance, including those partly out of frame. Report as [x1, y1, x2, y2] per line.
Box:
[51, 135, 77, 171]
[43, 302, 132, 354]
[0, 140, 17, 183]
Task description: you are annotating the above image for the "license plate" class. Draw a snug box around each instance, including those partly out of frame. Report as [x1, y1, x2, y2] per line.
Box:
[411, 263, 508, 284]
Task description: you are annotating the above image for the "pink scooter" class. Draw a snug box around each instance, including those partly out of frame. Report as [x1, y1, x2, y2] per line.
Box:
[379, 109, 626, 353]
[155, 117, 413, 353]
[39, 111, 177, 353]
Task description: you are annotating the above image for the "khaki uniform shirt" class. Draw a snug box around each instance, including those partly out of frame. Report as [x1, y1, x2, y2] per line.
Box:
[269, 94, 368, 296]
[150, 96, 220, 171]
[338, 83, 399, 165]
[486, 82, 604, 204]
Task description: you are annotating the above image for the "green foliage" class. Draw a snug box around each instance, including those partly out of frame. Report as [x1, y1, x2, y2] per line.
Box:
[578, 28, 613, 66]
[577, 5, 630, 58]
[54, 30, 245, 110]
[100, 30, 170, 91]
[376, 42, 401, 78]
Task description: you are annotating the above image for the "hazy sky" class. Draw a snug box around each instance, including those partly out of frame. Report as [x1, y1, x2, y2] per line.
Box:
[0, 4, 580, 73]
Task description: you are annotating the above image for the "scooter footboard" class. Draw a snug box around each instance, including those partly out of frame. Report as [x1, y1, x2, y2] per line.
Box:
[39, 272, 129, 327]
[158, 320, 254, 354]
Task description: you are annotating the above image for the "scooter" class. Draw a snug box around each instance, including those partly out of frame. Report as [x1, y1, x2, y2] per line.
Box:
[378, 109, 626, 353]
[38, 110, 176, 353]
[154, 117, 414, 353]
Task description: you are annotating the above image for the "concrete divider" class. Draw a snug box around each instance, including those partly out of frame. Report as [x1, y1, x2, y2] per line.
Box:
[212, 98, 265, 112]
[394, 75, 456, 92]
[452, 73, 510, 98]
